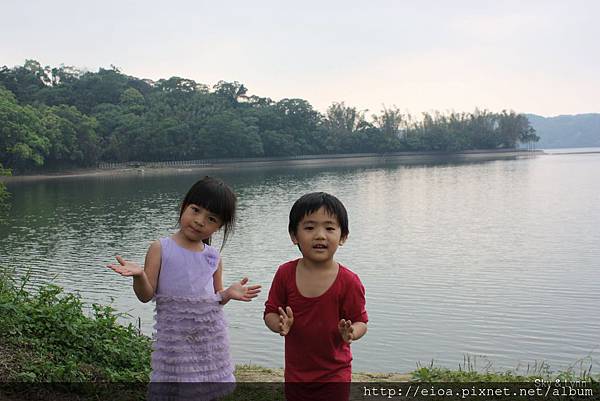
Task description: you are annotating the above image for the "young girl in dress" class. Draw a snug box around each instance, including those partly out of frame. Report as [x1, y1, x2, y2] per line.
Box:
[107, 176, 260, 389]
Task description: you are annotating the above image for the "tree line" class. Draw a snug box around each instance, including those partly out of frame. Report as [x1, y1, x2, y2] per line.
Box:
[0, 60, 539, 173]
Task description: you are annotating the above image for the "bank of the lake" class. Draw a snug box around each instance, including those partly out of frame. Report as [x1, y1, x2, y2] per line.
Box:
[0, 149, 538, 183]
[1, 271, 596, 384]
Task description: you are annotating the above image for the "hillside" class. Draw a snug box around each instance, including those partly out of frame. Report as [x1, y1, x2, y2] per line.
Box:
[526, 113, 600, 149]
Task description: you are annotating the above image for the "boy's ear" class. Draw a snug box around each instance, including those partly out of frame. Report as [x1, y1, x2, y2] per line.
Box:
[289, 232, 298, 245]
[339, 235, 348, 246]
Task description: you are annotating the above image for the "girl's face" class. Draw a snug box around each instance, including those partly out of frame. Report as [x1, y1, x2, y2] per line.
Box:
[290, 206, 346, 264]
[179, 203, 223, 242]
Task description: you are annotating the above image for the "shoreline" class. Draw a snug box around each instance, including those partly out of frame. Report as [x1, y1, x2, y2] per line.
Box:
[0, 149, 541, 183]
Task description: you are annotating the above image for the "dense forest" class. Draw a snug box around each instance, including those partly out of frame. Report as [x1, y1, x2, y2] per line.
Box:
[1, 60, 539, 173]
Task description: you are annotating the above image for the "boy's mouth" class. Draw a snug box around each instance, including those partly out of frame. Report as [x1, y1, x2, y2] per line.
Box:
[313, 244, 328, 249]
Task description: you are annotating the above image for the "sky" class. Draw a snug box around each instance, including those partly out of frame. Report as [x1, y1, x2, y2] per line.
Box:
[2, 0, 599, 117]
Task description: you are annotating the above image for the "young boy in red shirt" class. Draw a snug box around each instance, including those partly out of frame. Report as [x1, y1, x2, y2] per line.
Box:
[264, 192, 368, 400]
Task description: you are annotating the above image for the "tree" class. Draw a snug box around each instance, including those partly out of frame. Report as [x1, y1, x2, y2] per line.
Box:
[156, 77, 207, 94]
[41, 105, 100, 167]
[120, 88, 146, 115]
[0, 163, 10, 217]
[213, 81, 248, 107]
[200, 111, 263, 158]
[370, 106, 405, 152]
[0, 85, 49, 171]
[0, 60, 47, 103]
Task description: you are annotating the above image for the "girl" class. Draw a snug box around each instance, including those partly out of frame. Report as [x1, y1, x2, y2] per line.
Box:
[107, 176, 260, 390]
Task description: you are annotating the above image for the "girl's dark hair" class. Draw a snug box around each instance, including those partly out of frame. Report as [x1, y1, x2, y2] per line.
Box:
[288, 192, 349, 238]
[179, 176, 236, 248]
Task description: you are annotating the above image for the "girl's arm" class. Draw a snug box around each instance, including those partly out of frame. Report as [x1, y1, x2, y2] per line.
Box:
[212, 259, 261, 305]
[107, 241, 161, 303]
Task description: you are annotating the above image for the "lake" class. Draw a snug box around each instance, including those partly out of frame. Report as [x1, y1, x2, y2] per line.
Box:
[1, 150, 599, 374]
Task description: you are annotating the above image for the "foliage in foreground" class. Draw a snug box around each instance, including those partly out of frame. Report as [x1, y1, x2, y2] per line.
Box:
[412, 355, 598, 383]
[0, 270, 151, 382]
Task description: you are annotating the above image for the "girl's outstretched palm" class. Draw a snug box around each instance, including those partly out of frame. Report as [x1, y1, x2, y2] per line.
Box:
[107, 255, 144, 277]
[225, 277, 261, 302]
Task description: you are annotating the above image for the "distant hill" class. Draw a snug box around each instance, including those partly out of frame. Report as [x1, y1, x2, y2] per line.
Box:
[526, 113, 600, 149]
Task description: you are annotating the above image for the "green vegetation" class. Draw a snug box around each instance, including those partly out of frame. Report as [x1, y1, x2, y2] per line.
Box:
[0, 270, 151, 382]
[0, 163, 10, 220]
[412, 356, 597, 382]
[1, 60, 539, 173]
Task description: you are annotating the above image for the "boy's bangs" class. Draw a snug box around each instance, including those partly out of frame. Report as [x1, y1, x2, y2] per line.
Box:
[289, 192, 349, 237]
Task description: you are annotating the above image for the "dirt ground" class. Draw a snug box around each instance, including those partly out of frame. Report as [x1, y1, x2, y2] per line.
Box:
[234, 365, 412, 382]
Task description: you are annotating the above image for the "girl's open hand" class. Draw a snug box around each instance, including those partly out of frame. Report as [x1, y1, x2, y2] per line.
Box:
[225, 277, 261, 302]
[107, 255, 144, 277]
[338, 319, 354, 344]
[278, 306, 294, 336]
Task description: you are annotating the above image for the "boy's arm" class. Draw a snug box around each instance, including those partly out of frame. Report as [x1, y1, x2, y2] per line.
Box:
[264, 312, 282, 333]
[338, 272, 369, 343]
[264, 307, 294, 335]
[264, 266, 293, 335]
[338, 319, 367, 343]
[350, 321, 368, 341]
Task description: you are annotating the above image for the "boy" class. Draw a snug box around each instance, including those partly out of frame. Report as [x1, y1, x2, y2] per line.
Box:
[264, 192, 368, 400]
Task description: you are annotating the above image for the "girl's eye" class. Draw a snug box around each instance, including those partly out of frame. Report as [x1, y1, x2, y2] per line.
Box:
[208, 217, 217, 223]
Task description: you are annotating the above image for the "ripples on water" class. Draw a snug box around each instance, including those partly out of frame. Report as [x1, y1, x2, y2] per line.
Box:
[1, 153, 599, 374]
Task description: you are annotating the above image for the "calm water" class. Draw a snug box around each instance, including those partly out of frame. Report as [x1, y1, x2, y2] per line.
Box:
[1, 152, 599, 374]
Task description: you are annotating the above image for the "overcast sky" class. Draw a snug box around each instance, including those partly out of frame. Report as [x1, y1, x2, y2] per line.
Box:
[2, 0, 599, 117]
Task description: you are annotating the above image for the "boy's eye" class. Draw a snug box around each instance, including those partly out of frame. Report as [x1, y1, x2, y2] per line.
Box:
[304, 226, 314, 230]
[327, 227, 336, 231]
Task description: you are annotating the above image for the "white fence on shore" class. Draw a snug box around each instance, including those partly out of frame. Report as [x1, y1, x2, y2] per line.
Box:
[97, 149, 532, 170]
[98, 160, 213, 169]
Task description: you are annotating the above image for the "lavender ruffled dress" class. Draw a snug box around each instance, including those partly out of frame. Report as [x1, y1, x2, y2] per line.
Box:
[151, 237, 235, 384]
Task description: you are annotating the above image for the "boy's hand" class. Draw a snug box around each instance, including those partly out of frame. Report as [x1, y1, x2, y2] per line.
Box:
[278, 306, 294, 336]
[107, 255, 144, 277]
[338, 319, 354, 344]
[224, 277, 262, 302]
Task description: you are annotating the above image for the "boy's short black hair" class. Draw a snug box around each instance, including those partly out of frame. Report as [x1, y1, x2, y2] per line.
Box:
[288, 192, 349, 238]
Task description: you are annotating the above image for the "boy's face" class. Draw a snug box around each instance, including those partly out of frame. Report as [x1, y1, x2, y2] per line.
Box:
[290, 206, 346, 264]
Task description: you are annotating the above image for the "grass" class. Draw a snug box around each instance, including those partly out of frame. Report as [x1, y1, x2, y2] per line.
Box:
[411, 354, 598, 382]
[0, 269, 151, 382]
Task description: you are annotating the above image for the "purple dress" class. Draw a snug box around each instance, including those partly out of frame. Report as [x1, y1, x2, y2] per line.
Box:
[151, 237, 235, 383]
